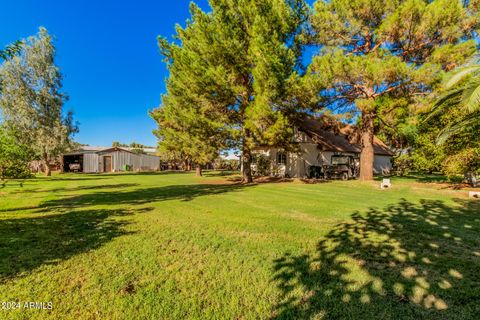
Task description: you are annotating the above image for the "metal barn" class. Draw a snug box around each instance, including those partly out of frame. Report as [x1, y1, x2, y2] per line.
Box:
[63, 147, 160, 173]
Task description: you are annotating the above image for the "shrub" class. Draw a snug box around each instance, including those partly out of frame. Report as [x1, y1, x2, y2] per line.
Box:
[393, 154, 412, 176]
[0, 129, 33, 180]
[442, 148, 480, 179]
[252, 154, 271, 176]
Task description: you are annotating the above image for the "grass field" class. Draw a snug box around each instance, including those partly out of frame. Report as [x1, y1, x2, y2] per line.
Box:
[0, 172, 479, 319]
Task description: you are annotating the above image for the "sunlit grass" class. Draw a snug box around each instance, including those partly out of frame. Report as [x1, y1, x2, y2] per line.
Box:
[0, 172, 478, 319]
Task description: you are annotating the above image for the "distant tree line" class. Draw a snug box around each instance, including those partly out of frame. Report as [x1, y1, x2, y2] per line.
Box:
[111, 141, 153, 154]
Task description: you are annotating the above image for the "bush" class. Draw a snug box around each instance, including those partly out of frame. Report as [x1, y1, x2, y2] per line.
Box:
[393, 154, 412, 176]
[252, 154, 271, 176]
[214, 158, 240, 171]
[442, 148, 480, 179]
[0, 129, 33, 180]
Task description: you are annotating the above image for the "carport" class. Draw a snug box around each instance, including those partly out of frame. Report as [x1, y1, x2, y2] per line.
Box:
[63, 154, 84, 172]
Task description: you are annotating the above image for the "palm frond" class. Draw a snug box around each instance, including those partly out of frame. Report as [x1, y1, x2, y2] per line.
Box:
[445, 65, 480, 89]
[436, 113, 480, 145]
[425, 87, 464, 121]
[461, 78, 480, 113]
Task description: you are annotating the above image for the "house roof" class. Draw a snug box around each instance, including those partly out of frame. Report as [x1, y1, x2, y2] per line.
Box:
[298, 118, 394, 156]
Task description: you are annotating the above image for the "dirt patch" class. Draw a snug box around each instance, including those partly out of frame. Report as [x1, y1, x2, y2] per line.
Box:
[254, 176, 294, 184]
[299, 178, 331, 184]
[119, 282, 136, 295]
[438, 182, 478, 190]
[204, 175, 296, 185]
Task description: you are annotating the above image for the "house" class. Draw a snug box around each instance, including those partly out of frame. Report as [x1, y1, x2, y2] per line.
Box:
[253, 118, 394, 178]
[62, 146, 161, 173]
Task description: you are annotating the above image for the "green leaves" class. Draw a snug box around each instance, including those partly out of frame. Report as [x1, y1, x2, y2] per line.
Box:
[0, 127, 33, 179]
[152, 0, 310, 173]
[0, 41, 23, 61]
[429, 61, 480, 145]
[0, 28, 76, 170]
[308, 0, 479, 179]
[444, 64, 480, 89]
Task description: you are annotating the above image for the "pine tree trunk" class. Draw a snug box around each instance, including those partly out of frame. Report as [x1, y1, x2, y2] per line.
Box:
[242, 147, 253, 183]
[359, 112, 375, 181]
[43, 153, 51, 177]
[195, 164, 202, 177]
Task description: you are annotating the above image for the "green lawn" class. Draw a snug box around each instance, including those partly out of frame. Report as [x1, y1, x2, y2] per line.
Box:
[0, 172, 479, 319]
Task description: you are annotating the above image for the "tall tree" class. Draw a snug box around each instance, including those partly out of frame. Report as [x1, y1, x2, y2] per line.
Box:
[308, 0, 479, 180]
[155, 0, 311, 183]
[0, 28, 77, 176]
[151, 98, 225, 177]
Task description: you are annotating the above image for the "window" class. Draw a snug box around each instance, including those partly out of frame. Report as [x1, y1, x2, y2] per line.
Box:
[277, 152, 287, 165]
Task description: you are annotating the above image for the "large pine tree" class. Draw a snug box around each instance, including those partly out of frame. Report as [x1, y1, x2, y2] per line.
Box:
[308, 0, 479, 180]
[153, 0, 310, 183]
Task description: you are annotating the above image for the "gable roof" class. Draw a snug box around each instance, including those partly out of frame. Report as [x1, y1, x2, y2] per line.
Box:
[63, 146, 134, 156]
[298, 118, 394, 156]
[65, 145, 158, 156]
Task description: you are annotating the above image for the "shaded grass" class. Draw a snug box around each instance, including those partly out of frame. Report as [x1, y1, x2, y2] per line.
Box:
[0, 172, 478, 319]
[0, 208, 136, 282]
[273, 199, 480, 320]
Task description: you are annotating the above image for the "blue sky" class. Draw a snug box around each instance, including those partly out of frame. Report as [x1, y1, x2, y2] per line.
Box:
[1, 0, 315, 147]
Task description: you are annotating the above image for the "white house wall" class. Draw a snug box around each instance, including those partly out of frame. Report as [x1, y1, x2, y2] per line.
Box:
[254, 143, 393, 178]
[373, 155, 393, 175]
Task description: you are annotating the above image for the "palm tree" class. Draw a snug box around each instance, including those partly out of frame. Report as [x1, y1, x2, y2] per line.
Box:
[430, 62, 480, 144]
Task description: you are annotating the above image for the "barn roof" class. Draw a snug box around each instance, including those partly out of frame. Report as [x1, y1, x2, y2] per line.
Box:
[65, 146, 158, 155]
[298, 118, 394, 156]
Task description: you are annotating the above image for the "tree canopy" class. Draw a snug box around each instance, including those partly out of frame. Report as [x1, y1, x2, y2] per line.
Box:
[0, 28, 77, 176]
[307, 0, 479, 180]
[152, 0, 312, 182]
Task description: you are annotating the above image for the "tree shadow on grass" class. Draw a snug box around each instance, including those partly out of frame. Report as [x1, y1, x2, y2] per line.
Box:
[272, 199, 480, 320]
[42, 177, 109, 182]
[202, 171, 238, 177]
[1, 183, 248, 213]
[18, 183, 140, 194]
[44, 183, 247, 209]
[0, 207, 149, 283]
[381, 173, 460, 184]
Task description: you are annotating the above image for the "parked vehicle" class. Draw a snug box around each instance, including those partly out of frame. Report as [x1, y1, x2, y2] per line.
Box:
[323, 155, 360, 180]
[68, 163, 81, 173]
